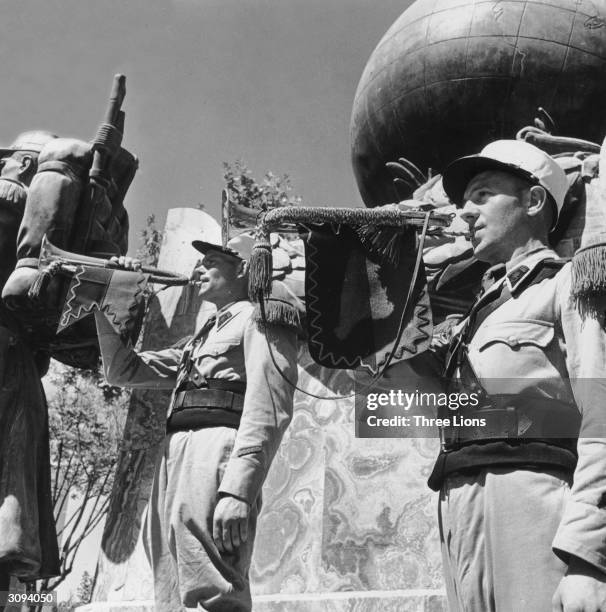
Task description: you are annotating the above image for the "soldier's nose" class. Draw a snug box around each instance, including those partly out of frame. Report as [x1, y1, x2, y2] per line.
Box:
[192, 262, 207, 277]
[459, 202, 479, 227]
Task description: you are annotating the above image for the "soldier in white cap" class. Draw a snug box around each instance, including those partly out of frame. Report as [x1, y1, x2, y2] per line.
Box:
[94, 233, 298, 612]
[0, 131, 60, 591]
[430, 140, 606, 611]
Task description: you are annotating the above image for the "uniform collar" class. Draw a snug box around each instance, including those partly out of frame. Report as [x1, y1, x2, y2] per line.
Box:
[504, 246, 559, 294]
[214, 300, 250, 330]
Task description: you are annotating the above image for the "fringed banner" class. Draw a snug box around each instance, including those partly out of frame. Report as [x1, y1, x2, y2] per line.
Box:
[59, 265, 149, 336]
[247, 206, 451, 300]
[302, 224, 432, 374]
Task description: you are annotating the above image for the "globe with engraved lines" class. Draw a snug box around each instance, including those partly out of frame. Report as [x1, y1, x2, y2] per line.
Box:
[351, 0, 606, 207]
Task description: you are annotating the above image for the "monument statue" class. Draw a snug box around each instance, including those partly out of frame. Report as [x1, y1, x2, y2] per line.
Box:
[0, 75, 137, 592]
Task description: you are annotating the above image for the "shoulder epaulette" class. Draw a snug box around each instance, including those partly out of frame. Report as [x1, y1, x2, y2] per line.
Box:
[252, 280, 304, 333]
[510, 258, 567, 297]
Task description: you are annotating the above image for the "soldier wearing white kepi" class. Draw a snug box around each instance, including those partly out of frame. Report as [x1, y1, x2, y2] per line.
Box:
[430, 140, 606, 611]
[94, 234, 298, 612]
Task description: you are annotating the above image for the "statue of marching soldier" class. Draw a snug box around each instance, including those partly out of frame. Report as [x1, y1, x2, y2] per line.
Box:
[0, 76, 137, 593]
[0, 130, 60, 591]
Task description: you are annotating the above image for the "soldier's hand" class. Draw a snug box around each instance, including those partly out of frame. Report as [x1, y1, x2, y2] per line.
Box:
[212, 495, 250, 554]
[552, 556, 606, 611]
[109, 255, 142, 271]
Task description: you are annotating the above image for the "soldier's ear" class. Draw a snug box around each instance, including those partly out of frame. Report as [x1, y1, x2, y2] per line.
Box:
[526, 185, 548, 218]
[236, 259, 248, 278]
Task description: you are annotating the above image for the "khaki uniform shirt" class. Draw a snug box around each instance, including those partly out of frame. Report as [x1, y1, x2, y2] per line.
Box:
[94, 300, 297, 504]
[455, 247, 606, 571]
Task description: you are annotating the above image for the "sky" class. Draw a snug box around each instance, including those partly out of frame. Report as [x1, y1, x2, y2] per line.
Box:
[0, 0, 412, 253]
[1, 0, 415, 598]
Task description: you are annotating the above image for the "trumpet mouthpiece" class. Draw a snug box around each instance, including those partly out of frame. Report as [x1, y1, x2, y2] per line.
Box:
[442, 230, 471, 238]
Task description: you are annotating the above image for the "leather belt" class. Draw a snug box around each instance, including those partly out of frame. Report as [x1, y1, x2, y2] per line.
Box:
[173, 388, 244, 412]
[440, 402, 580, 452]
[167, 384, 245, 433]
[167, 407, 241, 432]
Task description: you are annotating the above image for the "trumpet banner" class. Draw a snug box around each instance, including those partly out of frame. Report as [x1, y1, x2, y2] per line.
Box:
[302, 224, 432, 374]
[58, 266, 149, 336]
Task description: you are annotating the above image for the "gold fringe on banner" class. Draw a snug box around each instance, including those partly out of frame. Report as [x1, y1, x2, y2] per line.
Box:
[247, 205, 451, 301]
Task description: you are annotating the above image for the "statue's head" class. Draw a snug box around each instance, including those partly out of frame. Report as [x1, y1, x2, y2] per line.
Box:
[0, 131, 58, 286]
[0, 130, 58, 186]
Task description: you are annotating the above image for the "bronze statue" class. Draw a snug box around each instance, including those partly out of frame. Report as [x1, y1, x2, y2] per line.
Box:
[0, 130, 60, 590]
[0, 75, 137, 592]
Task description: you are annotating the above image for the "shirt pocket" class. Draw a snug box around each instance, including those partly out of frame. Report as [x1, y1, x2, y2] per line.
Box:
[470, 319, 557, 380]
[474, 319, 554, 352]
[192, 336, 241, 360]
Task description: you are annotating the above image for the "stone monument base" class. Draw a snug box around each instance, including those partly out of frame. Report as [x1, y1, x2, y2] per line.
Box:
[79, 589, 446, 611]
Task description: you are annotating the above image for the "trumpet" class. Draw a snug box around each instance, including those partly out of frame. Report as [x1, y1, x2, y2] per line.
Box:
[437, 228, 472, 239]
[225, 188, 471, 243]
[39, 235, 190, 286]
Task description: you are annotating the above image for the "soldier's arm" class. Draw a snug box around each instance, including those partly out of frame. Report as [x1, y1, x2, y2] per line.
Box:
[218, 317, 297, 504]
[551, 267, 606, 574]
[94, 309, 181, 389]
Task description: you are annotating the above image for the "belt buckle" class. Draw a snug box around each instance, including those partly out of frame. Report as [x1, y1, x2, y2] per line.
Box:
[482, 406, 518, 439]
[440, 421, 459, 452]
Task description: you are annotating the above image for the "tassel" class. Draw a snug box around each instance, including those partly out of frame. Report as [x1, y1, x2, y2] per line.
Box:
[571, 242, 606, 299]
[254, 299, 302, 332]
[355, 225, 403, 266]
[248, 228, 273, 301]
[28, 268, 53, 302]
[27, 259, 63, 303]
[252, 279, 305, 332]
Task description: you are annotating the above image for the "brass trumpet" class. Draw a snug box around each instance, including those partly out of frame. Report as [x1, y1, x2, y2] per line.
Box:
[39, 235, 190, 286]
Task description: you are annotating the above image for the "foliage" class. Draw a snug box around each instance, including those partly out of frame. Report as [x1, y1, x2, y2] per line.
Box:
[31, 362, 129, 600]
[222, 160, 302, 212]
[53, 570, 92, 611]
[76, 570, 94, 605]
[55, 596, 78, 612]
[137, 213, 162, 267]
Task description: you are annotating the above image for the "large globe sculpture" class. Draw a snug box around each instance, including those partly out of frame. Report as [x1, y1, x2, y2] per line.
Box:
[351, 0, 606, 207]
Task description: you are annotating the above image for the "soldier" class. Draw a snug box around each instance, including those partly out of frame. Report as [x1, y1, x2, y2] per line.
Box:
[429, 140, 606, 611]
[0, 131, 60, 590]
[93, 234, 298, 612]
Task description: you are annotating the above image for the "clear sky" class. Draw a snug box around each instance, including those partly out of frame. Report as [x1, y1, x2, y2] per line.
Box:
[0, 0, 412, 251]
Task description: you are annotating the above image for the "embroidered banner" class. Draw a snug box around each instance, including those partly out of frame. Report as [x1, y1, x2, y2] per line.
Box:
[303, 225, 432, 374]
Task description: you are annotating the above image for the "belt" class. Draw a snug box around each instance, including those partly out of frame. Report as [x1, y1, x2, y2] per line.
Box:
[167, 384, 245, 433]
[173, 388, 244, 412]
[167, 407, 241, 432]
[440, 401, 580, 452]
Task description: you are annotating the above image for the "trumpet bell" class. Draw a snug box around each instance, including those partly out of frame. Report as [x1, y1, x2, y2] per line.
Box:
[39, 235, 190, 286]
[39, 235, 119, 269]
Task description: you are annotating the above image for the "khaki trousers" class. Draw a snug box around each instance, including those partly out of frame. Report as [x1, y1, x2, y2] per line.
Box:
[439, 467, 571, 612]
[143, 427, 260, 612]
